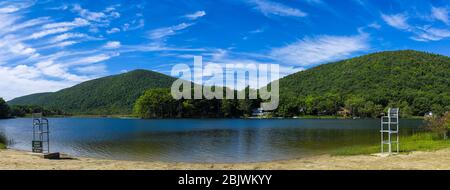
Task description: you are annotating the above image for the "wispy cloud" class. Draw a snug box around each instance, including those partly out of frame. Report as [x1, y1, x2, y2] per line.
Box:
[122, 18, 145, 31]
[168, 49, 304, 90]
[51, 33, 87, 43]
[0, 1, 35, 13]
[64, 53, 119, 66]
[0, 2, 119, 100]
[382, 8, 450, 42]
[368, 22, 381, 29]
[28, 27, 72, 40]
[0, 65, 75, 100]
[412, 27, 450, 42]
[381, 13, 410, 30]
[103, 41, 121, 49]
[74, 64, 107, 74]
[106, 27, 120, 34]
[70, 4, 121, 34]
[185, 11, 206, 20]
[270, 34, 369, 66]
[72, 4, 108, 22]
[249, 0, 307, 17]
[42, 18, 89, 29]
[40, 41, 79, 49]
[432, 6, 449, 25]
[148, 23, 194, 40]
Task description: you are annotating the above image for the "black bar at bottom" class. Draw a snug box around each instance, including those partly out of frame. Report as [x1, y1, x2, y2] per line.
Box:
[0, 170, 449, 189]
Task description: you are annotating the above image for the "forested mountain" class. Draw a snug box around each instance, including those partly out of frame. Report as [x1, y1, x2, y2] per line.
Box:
[8, 70, 177, 114]
[274, 50, 450, 117]
[8, 50, 450, 118]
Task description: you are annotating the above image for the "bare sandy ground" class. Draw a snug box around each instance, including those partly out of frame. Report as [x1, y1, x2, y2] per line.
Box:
[1, 148, 450, 170]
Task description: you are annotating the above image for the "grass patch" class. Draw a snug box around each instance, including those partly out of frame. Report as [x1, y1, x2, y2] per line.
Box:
[332, 133, 450, 156]
[0, 132, 6, 149]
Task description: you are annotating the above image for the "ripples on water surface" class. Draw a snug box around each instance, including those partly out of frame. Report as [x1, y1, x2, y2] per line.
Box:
[0, 118, 424, 163]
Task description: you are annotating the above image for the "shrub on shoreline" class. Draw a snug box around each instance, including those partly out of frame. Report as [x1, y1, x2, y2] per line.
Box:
[0, 133, 6, 149]
[425, 111, 450, 140]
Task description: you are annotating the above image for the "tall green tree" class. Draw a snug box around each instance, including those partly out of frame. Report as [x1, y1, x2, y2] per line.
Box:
[133, 88, 177, 118]
[345, 96, 365, 116]
[0, 98, 10, 119]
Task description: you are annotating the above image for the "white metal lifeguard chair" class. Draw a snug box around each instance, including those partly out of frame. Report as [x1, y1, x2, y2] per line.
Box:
[380, 108, 399, 154]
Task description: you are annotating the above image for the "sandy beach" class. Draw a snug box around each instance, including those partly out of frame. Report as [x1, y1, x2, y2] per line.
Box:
[1, 148, 450, 170]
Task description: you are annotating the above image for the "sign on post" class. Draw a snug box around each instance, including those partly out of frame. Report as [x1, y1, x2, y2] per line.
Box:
[32, 140, 43, 153]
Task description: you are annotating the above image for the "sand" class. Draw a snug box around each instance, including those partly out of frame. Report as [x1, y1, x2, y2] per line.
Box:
[1, 148, 450, 170]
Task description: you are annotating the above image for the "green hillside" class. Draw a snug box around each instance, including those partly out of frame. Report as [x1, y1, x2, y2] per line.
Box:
[8, 70, 177, 114]
[7, 50, 450, 118]
[275, 50, 450, 117]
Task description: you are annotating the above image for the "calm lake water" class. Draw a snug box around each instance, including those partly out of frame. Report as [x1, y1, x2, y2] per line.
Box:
[0, 118, 424, 163]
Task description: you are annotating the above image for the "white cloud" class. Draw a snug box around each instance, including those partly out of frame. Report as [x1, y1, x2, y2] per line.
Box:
[28, 27, 72, 40]
[250, 28, 265, 34]
[35, 60, 90, 82]
[47, 5, 69, 11]
[270, 34, 369, 66]
[74, 64, 107, 74]
[250, 0, 307, 17]
[0, 36, 40, 62]
[0, 65, 74, 101]
[122, 19, 145, 31]
[72, 4, 107, 22]
[411, 27, 450, 42]
[64, 53, 118, 66]
[368, 22, 381, 29]
[185, 11, 206, 20]
[0, 14, 21, 33]
[103, 41, 121, 49]
[71, 4, 121, 23]
[9, 43, 39, 57]
[2, 17, 50, 35]
[184, 57, 304, 90]
[381, 13, 410, 30]
[42, 41, 79, 49]
[148, 23, 193, 40]
[382, 9, 450, 42]
[0, 1, 34, 13]
[106, 27, 120, 34]
[104, 4, 121, 18]
[51, 33, 86, 43]
[42, 18, 89, 29]
[432, 6, 449, 25]
[0, 2, 127, 100]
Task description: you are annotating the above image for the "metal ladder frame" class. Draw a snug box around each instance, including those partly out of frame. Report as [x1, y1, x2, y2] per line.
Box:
[32, 113, 50, 153]
[380, 108, 399, 154]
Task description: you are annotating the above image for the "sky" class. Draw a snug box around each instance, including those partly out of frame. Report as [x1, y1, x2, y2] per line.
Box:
[0, 0, 449, 100]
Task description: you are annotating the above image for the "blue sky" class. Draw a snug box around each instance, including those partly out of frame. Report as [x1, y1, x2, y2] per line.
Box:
[0, 0, 449, 100]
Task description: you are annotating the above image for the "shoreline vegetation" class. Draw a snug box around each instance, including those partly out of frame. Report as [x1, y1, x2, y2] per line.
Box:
[1, 148, 450, 170]
[0, 134, 6, 150]
[334, 113, 450, 155]
[333, 132, 450, 155]
[0, 132, 6, 149]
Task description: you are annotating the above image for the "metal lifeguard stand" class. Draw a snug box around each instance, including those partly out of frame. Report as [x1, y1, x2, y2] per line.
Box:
[380, 108, 399, 154]
[32, 113, 50, 153]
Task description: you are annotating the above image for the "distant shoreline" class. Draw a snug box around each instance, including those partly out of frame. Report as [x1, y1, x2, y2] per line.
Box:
[1, 148, 449, 170]
[8, 115, 425, 120]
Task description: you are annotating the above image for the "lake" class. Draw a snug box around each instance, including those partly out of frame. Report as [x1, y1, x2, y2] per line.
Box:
[0, 118, 424, 163]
